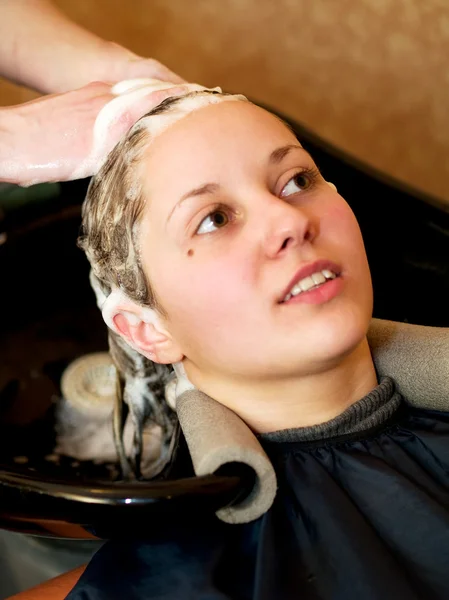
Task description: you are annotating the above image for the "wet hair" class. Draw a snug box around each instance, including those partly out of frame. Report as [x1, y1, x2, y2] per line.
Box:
[79, 92, 222, 312]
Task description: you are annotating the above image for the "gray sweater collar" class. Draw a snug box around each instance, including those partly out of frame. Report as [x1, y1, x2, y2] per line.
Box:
[259, 377, 401, 444]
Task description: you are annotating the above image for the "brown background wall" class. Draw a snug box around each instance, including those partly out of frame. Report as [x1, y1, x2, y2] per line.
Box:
[1, 0, 448, 206]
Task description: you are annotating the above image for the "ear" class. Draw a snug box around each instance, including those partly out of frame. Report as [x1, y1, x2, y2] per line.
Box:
[326, 181, 337, 192]
[110, 303, 184, 365]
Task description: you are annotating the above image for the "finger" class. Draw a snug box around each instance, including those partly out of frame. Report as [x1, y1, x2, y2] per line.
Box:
[80, 81, 115, 96]
[83, 85, 188, 173]
[76, 84, 194, 180]
[111, 85, 193, 133]
[153, 66, 186, 84]
[131, 59, 186, 84]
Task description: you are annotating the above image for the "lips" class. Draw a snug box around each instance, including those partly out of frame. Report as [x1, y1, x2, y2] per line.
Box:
[278, 259, 342, 303]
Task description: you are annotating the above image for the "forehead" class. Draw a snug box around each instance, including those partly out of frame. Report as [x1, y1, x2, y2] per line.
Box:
[141, 101, 299, 173]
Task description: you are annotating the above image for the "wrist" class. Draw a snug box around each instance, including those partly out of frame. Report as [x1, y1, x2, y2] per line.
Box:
[0, 107, 31, 186]
[88, 41, 139, 83]
[0, 109, 18, 184]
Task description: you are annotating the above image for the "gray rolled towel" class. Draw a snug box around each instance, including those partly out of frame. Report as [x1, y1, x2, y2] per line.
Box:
[176, 389, 277, 524]
[368, 318, 449, 410]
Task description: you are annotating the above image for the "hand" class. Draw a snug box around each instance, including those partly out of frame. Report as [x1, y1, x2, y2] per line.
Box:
[0, 80, 189, 186]
[92, 42, 185, 87]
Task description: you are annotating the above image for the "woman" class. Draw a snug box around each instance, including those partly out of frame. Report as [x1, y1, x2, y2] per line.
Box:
[20, 87, 449, 599]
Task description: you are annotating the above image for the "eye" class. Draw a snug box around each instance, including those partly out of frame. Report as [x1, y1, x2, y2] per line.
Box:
[196, 209, 229, 235]
[280, 169, 316, 198]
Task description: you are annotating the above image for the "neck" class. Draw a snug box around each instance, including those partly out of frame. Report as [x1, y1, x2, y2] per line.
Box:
[185, 337, 378, 434]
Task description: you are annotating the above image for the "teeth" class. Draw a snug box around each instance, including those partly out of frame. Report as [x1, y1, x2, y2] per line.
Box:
[311, 272, 326, 286]
[299, 276, 316, 292]
[322, 269, 336, 280]
[282, 269, 337, 302]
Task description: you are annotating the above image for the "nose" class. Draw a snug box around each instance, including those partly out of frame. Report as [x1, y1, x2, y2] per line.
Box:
[262, 197, 316, 259]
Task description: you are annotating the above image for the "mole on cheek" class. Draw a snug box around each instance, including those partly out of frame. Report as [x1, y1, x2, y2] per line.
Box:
[187, 249, 194, 257]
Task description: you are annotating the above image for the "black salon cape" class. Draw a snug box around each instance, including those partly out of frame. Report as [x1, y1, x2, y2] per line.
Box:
[66, 378, 449, 600]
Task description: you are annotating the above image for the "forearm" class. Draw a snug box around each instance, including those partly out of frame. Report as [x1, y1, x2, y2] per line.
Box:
[0, 0, 120, 94]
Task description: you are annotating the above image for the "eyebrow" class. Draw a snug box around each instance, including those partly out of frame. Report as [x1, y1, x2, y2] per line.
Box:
[180, 145, 304, 201]
[167, 183, 220, 222]
[268, 144, 304, 165]
[179, 182, 220, 203]
[167, 144, 306, 222]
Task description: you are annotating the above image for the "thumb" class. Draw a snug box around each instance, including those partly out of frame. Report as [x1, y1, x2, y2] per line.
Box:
[124, 57, 186, 85]
[105, 84, 191, 142]
[72, 84, 190, 179]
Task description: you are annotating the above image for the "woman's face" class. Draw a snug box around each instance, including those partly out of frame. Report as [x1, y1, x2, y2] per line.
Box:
[138, 101, 373, 383]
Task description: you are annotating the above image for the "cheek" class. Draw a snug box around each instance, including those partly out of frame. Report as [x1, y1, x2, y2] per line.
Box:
[323, 199, 365, 251]
[152, 246, 253, 329]
[322, 198, 371, 289]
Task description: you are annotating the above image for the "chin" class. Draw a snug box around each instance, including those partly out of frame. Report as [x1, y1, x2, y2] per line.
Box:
[323, 325, 367, 362]
[292, 306, 371, 370]
[329, 309, 370, 350]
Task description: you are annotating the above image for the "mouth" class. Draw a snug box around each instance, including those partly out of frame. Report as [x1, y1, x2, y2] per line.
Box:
[278, 259, 342, 304]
